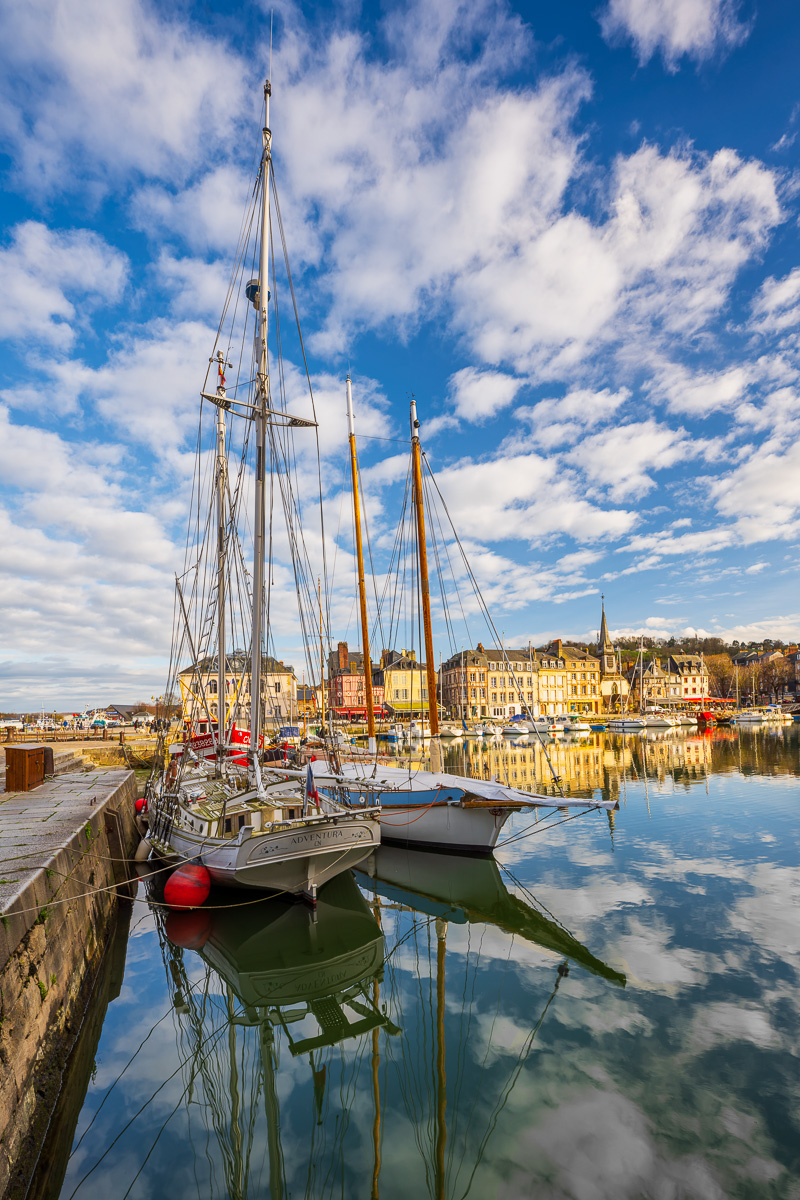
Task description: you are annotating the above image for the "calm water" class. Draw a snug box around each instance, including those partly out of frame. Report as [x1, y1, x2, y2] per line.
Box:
[47, 725, 800, 1199]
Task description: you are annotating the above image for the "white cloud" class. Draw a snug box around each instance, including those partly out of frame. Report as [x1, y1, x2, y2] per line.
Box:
[599, 0, 749, 71]
[0, 0, 249, 191]
[0, 221, 127, 349]
[133, 166, 257, 256]
[710, 440, 800, 540]
[658, 364, 751, 416]
[751, 266, 800, 334]
[517, 387, 629, 448]
[454, 144, 780, 376]
[447, 367, 526, 422]
[433, 454, 637, 544]
[578, 420, 706, 499]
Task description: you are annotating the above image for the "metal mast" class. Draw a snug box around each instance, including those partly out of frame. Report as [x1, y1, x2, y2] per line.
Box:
[250, 79, 272, 763]
[410, 398, 439, 740]
[214, 352, 229, 764]
[347, 376, 377, 754]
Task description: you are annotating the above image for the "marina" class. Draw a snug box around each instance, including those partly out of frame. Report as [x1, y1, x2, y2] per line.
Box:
[3, 722, 797, 1198]
[2, 6, 800, 1199]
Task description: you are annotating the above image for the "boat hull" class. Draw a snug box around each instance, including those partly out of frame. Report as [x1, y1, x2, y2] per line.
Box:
[377, 797, 513, 854]
[157, 815, 380, 899]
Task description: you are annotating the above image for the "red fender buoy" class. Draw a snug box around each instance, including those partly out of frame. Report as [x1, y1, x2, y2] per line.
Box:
[164, 863, 211, 911]
[135, 797, 147, 815]
[164, 908, 212, 950]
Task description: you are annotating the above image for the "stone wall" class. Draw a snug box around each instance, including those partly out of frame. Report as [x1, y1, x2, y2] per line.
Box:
[0, 770, 138, 1199]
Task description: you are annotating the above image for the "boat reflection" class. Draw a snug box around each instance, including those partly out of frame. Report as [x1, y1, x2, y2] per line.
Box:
[159, 872, 396, 1200]
[355, 844, 626, 986]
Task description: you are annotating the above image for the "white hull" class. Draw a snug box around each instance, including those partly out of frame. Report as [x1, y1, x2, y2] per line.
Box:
[152, 814, 380, 899]
[607, 719, 645, 732]
[378, 802, 512, 854]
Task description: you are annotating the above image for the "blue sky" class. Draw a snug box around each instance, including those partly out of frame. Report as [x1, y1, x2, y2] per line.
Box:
[1, 0, 800, 707]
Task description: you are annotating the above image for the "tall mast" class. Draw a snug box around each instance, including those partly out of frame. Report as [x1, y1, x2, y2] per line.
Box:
[347, 376, 376, 754]
[214, 352, 229, 761]
[410, 398, 439, 739]
[250, 79, 272, 760]
[319, 578, 326, 728]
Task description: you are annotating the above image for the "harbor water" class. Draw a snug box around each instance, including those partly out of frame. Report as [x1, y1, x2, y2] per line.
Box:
[45, 725, 799, 1199]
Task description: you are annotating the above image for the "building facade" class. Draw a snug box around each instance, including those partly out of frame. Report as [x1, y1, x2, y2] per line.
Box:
[597, 601, 631, 712]
[327, 641, 385, 713]
[179, 652, 297, 727]
[485, 648, 538, 719]
[439, 648, 488, 718]
[374, 649, 433, 716]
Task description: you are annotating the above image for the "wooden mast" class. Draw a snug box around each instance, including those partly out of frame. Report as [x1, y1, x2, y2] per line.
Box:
[410, 398, 439, 740]
[347, 376, 376, 753]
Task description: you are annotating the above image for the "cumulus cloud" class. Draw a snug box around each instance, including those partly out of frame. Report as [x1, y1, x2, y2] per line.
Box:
[447, 367, 527, 422]
[0, 0, 249, 191]
[599, 0, 750, 71]
[0, 221, 127, 349]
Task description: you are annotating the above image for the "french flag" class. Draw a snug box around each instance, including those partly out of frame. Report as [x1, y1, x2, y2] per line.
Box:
[305, 762, 320, 813]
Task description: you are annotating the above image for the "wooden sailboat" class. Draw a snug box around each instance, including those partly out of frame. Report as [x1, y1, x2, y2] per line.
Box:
[310, 393, 618, 853]
[144, 79, 380, 900]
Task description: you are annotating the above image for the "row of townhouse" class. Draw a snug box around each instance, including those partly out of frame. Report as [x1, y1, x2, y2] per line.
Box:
[439, 640, 605, 719]
[624, 654, 710, 703]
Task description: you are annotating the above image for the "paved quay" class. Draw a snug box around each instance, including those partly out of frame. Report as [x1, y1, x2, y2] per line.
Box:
[0, 769, 136, 947]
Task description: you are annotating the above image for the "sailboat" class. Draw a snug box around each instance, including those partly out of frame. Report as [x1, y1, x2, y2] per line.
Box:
[144, 79, 380, 901]
[306, 392, 619, 853]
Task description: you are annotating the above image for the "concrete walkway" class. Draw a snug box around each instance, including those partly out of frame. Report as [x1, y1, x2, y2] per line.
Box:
[0, 769, 135, 965]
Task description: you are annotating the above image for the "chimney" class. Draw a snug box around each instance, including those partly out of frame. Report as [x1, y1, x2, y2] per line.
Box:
[555, 639, 563, 658]
[338, 641, 348, 670]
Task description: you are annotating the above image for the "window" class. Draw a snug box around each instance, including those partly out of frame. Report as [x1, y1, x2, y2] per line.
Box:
[500, 692, 506, 702]
[490, 677, 497, 688]
[491, 692, 497, 702]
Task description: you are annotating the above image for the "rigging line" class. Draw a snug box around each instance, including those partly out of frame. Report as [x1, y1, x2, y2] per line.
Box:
[68, 968, 216, 1159]
[66, 1009, 237, 1200]
[422, 455, 565, 797]
[355, 433, 411, 445]
[496, 862, 576, 935]
[455, 967, 566, 1200]
[496, 803, 600, 849]
[422, 466, 457, 657]
[423, 460, 470, 655]
[271, 169, 331, 633]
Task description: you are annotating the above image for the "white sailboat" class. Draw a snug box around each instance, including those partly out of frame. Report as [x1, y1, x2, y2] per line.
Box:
[145, 79, 380, 901]
[305, 394, 618, 853]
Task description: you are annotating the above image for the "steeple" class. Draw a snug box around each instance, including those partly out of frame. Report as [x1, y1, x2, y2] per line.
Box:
[599, 594, 610, 649]
[599, 594, 616, 678]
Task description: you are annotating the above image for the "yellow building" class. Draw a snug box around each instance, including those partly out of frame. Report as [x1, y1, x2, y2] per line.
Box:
[484, 648, 538, 719]
[375, 649, 436, 716]
[546, 640, 602, 715]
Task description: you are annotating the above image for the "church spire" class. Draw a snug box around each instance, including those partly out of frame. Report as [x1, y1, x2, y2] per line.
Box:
[599, 593, 610, 648]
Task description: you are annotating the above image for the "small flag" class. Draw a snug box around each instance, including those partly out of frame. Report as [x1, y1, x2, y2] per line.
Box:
[305, 761, 320, 812]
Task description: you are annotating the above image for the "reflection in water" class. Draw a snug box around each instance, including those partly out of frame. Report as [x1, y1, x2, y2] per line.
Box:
[55, 726, 800, 1198]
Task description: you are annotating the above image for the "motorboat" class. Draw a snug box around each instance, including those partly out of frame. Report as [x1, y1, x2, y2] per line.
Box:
[557, 714, 592, 733]
[606, 715, 646, 733]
